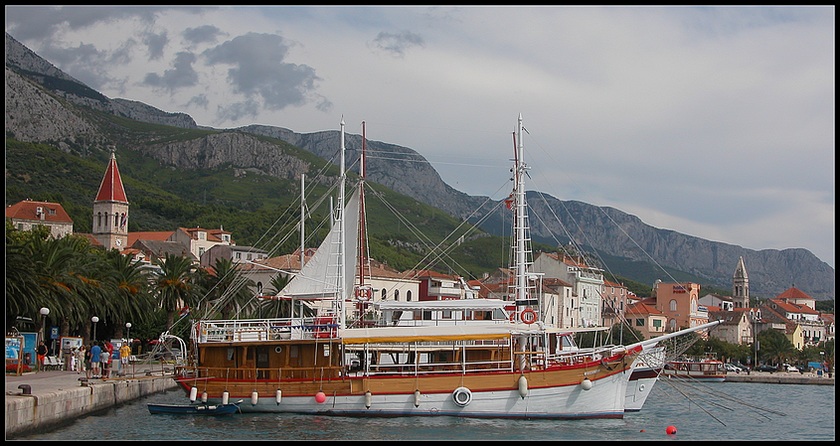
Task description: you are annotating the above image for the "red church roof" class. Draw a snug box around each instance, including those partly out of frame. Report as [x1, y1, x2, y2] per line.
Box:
[95, 151, 128, 203]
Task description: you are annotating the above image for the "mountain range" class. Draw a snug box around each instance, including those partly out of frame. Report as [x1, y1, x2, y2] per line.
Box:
[4, 32, 834, 301]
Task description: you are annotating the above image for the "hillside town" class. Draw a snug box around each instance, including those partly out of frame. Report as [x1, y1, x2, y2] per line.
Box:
[6, 150, 835, 355]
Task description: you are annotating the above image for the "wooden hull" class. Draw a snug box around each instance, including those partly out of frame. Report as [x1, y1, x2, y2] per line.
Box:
[175, 367, 633, 419]
[174, 341, 641, 419]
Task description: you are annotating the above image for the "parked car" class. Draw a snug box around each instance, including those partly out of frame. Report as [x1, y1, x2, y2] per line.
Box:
[725, 363, 745, 373]
[783, 364, 799, 372]
[755, 364, 778, 372]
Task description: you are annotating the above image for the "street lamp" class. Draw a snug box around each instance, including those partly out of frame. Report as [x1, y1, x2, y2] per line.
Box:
[91, 316, 99, 341]
[125, 322, 132, 343]
[39, 307, 50, 343]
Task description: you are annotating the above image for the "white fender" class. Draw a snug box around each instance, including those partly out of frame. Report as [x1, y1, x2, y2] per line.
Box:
[189, 386, 198, 402]
[275, 389, 282, 405]
[518, 375, 529, 399]
[364, 390, 372, 409]
[251, 390, 259, 405]
[222, 390, 230, 405]
[581, 378, 593, 390]
[201, 391, 208, 403]
[414, 389, 421, 407]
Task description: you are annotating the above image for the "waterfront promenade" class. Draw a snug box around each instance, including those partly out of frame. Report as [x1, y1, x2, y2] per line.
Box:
[5, 367, 179, 438]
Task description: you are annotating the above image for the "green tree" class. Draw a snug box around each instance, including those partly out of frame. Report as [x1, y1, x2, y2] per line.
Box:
[756, 329, 795, 366]
[153, 253, 198, 330]
[201, 257, 256, 320]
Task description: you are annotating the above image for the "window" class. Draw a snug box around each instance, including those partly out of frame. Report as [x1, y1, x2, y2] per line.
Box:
[653, 319, 662, 328]
[381, 289, 386, 300]
[394, 289, 400, 301]
[635, 318, 644, 327]
[669, 300, 677, 312]
[406, 290, 412, 301]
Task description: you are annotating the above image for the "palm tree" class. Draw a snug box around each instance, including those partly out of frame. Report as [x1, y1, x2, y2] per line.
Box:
[105, 250, 155, 339]
[152, 254, 198, 331]
[201, 257, 257, 320]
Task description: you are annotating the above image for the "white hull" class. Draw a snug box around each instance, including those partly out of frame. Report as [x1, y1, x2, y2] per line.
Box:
[200, 371, 631, 419]
[624, 373, 658, 412]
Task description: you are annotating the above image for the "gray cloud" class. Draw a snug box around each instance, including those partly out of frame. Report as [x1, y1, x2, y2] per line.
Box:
[369, 31, 425, 58]
[143, 51, 199, 92]
[143, 31, 169, 61]
[201, 33, 323, 116]
[183, 25, 225, 46]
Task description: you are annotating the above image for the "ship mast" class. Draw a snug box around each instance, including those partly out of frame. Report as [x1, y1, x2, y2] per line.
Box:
[513, 114, 537, 318]
[338, 117, 347, 331]
[356, 121, 370, 319]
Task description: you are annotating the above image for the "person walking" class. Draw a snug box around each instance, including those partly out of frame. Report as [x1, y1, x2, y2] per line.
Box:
[75, 345, 86, 375]
[36, 341, 48, 371]
[90, 341, 102, 378]
[101, 342, 112, 379]
[119, 341, 132, 376]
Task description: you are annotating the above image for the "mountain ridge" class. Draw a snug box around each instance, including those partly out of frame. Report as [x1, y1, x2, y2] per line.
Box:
[4, 32, 834, 300]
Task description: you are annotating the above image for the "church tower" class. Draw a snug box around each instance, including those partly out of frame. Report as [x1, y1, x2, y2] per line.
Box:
[732, 256, 750, 308]
[92, 148, 129, 250]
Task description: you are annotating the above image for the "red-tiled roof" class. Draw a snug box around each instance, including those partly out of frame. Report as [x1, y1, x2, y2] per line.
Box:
[94, 152, 128, 203]
[5, 200, 73, 223]
[776, 287, 815, 301]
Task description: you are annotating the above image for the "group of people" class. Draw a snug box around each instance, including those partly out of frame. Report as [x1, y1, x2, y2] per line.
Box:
[65, 340, 133, 379]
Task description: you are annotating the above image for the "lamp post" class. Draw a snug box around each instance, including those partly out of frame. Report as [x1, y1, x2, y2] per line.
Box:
[39, 307, 50, 372]
[125, 322, 132, 343]
[91, 316, 99, 341]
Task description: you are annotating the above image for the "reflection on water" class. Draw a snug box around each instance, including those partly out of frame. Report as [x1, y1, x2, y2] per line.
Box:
[11, 380, 835, 441]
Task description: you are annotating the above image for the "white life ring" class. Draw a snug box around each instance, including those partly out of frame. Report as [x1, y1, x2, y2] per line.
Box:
[520, 308, 537, 324]
[452, 387, 472, 406]
[355, 287, 372, 301]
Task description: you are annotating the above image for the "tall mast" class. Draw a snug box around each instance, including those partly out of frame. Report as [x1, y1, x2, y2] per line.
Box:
[514, 114, 535, 315]
[300, 174, 305, 269]
[338, 117, 347, 331]
[357, 121, 369, 309]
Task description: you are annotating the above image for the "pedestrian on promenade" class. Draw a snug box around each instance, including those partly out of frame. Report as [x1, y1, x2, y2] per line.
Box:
[68, 347, 77, 371]
[101, 342, 112, 378]
[36, 341, 48, 371]
[75, 345, 85, 374]
[90, 341, 102, 378]
[82, 344, 91, 378]
[119, 341, 131, 375]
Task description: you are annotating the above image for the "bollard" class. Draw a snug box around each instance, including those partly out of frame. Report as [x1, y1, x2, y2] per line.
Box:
[18, 384, 32, 395]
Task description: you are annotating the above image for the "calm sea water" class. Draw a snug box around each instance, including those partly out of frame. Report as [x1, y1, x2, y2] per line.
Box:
[10, 379, 835, 441]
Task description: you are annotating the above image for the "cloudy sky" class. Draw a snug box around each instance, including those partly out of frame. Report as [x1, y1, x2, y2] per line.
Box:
[5, 6, 835, 268]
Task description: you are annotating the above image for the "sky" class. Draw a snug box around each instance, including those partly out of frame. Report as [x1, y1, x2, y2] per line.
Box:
[5, 5, 835, 268]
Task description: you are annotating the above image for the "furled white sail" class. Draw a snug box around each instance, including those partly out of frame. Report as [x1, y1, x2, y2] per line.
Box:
[276, 185, 360, 301]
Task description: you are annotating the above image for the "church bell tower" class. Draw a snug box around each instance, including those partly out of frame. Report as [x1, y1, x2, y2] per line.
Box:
[92, 147, 129, 250]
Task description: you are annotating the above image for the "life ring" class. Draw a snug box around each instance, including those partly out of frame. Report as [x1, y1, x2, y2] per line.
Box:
[452, 387, 472, 406]
[509, 312, 516, 322]
[520, 308, 537, 324]
[355, 287, 372, 301]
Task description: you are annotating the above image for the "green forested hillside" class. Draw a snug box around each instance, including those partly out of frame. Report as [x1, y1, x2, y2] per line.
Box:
[6, 138, 724, 296]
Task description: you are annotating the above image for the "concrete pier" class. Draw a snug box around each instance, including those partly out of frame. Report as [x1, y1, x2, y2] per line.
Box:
[5, 370, 179, 438]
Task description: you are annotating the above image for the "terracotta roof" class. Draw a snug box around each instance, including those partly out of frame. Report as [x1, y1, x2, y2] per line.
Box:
[625, 302, 663, 316]
[775, 287, 815, 301]
[128, 231, 174, 246]
[5, 200, 73, 224]
[94, 151, 128, 203]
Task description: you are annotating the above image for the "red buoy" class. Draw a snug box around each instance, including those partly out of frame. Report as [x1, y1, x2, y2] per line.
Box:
[315, 391, 326, 403]
[666, 425, 677, 435]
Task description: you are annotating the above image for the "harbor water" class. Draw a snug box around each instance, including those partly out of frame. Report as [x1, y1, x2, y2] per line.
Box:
[11, 379, 835, 441]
